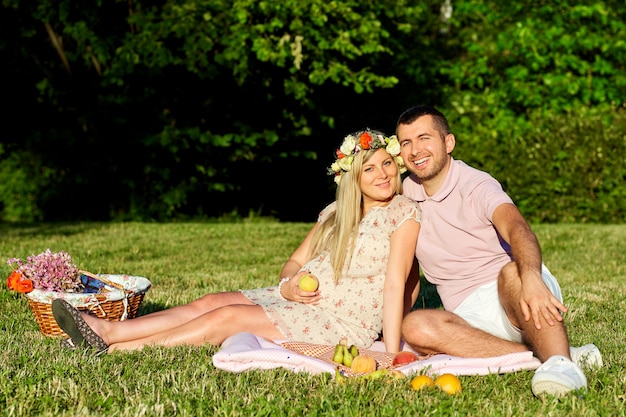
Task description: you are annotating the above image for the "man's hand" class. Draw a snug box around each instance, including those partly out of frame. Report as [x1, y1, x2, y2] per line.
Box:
[519, 272, 568, 329]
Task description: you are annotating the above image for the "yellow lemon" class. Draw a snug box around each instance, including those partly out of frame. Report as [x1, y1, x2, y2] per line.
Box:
[434, 373, 462, 395]
[410, 375, 435, 391]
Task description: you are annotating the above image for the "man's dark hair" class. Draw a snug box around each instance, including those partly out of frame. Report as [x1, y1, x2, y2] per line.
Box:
[396, 106, 451, 139]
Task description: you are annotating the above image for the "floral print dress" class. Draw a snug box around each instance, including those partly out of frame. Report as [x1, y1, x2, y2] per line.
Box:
[241, 194, 421, 347]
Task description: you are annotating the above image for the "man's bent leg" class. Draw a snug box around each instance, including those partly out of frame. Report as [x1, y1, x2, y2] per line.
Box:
[498, 263, 571, 362]
[498, 262, 589, 397]
[539, 266, 602, 368]
[401, 308, 527, 357]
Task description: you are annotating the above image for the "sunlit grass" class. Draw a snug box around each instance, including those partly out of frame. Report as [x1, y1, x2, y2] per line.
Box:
[0, 222, 624, 416]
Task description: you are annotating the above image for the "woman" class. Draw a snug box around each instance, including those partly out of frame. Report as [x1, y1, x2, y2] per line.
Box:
[53, 129, 421, 353]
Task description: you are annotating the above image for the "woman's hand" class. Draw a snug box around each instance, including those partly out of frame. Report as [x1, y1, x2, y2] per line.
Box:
[281, 272, 321, 305]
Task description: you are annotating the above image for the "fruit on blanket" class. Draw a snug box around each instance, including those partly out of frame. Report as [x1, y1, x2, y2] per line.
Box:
[342, 345, 354, 367]
[332, 344, 344, 364]
[350, 354, 377, 373]
[410, 375, 435, 391]
[332, 338, 359, 366]
[435, 373, 462, 395]
[349, 344, 359, 358]
[392, 351, 418, 366]
[298, 273, 319, 291]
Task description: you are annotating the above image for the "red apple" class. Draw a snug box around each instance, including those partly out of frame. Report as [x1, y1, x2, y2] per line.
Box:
[392, 351, 418, 366]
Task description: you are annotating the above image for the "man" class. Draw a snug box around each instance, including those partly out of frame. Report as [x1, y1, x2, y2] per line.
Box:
[396, 105, 601, 397]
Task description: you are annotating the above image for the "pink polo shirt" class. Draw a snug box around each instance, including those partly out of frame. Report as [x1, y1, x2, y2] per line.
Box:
[403, 158, 515, 311]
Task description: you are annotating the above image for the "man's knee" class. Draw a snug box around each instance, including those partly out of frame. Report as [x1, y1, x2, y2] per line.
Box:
[401, 310, 443, 344]
[401, 310, 425, 342]
[499, 262, 519, 281]
[498, 262, 522, 296]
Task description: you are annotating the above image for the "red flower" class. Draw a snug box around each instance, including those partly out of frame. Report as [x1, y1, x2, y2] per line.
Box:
[7, 271, 21, 290]
[335, 149, 346, 159]
[16, 279, 34, 293]
[359, 132, 373, 149]
[6, 271, 34, 293]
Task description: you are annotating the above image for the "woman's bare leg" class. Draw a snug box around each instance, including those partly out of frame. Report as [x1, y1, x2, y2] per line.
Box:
[83, 291, 253, 345]
[108, 304, 284, 352]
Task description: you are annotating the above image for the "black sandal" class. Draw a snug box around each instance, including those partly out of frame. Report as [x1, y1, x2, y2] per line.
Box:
[60, 338, 76, 349]
[52, 299, 109, 352]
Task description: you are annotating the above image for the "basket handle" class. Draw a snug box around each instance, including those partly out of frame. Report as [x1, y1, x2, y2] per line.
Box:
[80, 270, 130, 293]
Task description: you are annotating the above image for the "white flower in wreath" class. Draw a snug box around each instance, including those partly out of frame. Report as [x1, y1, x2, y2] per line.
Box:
[340, 135, 358, 155]
[385, 135, 401, 156]
[337, 154, 354, 172]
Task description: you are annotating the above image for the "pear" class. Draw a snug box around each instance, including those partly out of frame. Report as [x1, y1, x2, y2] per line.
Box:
[332, 344, 344, 364]
[342, 345, 354, 367]
[349, 345, 359, 358]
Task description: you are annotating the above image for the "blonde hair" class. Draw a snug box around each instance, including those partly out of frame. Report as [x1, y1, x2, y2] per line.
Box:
[308, 146, 403, 283]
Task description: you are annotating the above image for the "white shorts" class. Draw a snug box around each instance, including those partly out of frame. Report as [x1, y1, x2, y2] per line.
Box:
[452, 264, 562, 343]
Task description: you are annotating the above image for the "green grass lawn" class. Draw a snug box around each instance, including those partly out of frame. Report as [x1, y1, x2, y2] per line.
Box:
[1, 221, 624, 416]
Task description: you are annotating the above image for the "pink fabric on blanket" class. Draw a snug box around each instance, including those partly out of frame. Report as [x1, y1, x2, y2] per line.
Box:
[212, 332, 541, 377]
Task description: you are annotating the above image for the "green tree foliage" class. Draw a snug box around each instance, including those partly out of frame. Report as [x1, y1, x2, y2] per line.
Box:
[508, 107, 626, 223]
[0, 0, 437, 222]
[0, 0, 624, 223]
[436, 0, 626, 222]
[443, 1, 626, 113]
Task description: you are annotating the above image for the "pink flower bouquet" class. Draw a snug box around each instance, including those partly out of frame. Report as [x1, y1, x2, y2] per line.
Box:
[6, 249, 83, 293]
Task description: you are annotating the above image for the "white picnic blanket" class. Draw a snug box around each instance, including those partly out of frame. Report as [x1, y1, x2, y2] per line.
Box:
[212, 332, 541, 378]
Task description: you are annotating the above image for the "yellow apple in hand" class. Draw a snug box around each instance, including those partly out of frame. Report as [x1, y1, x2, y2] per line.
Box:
[298, 273, 319, 292]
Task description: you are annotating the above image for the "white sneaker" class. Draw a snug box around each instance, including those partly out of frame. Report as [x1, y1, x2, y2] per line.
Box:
[570, 344, 603, 369]
[531, 355, 587, 397]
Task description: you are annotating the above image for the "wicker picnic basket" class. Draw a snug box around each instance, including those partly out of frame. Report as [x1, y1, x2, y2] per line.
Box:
[25, 271, 152, 338]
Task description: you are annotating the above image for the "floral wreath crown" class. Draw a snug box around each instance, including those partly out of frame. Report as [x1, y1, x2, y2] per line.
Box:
[327, 130, 406, 184]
